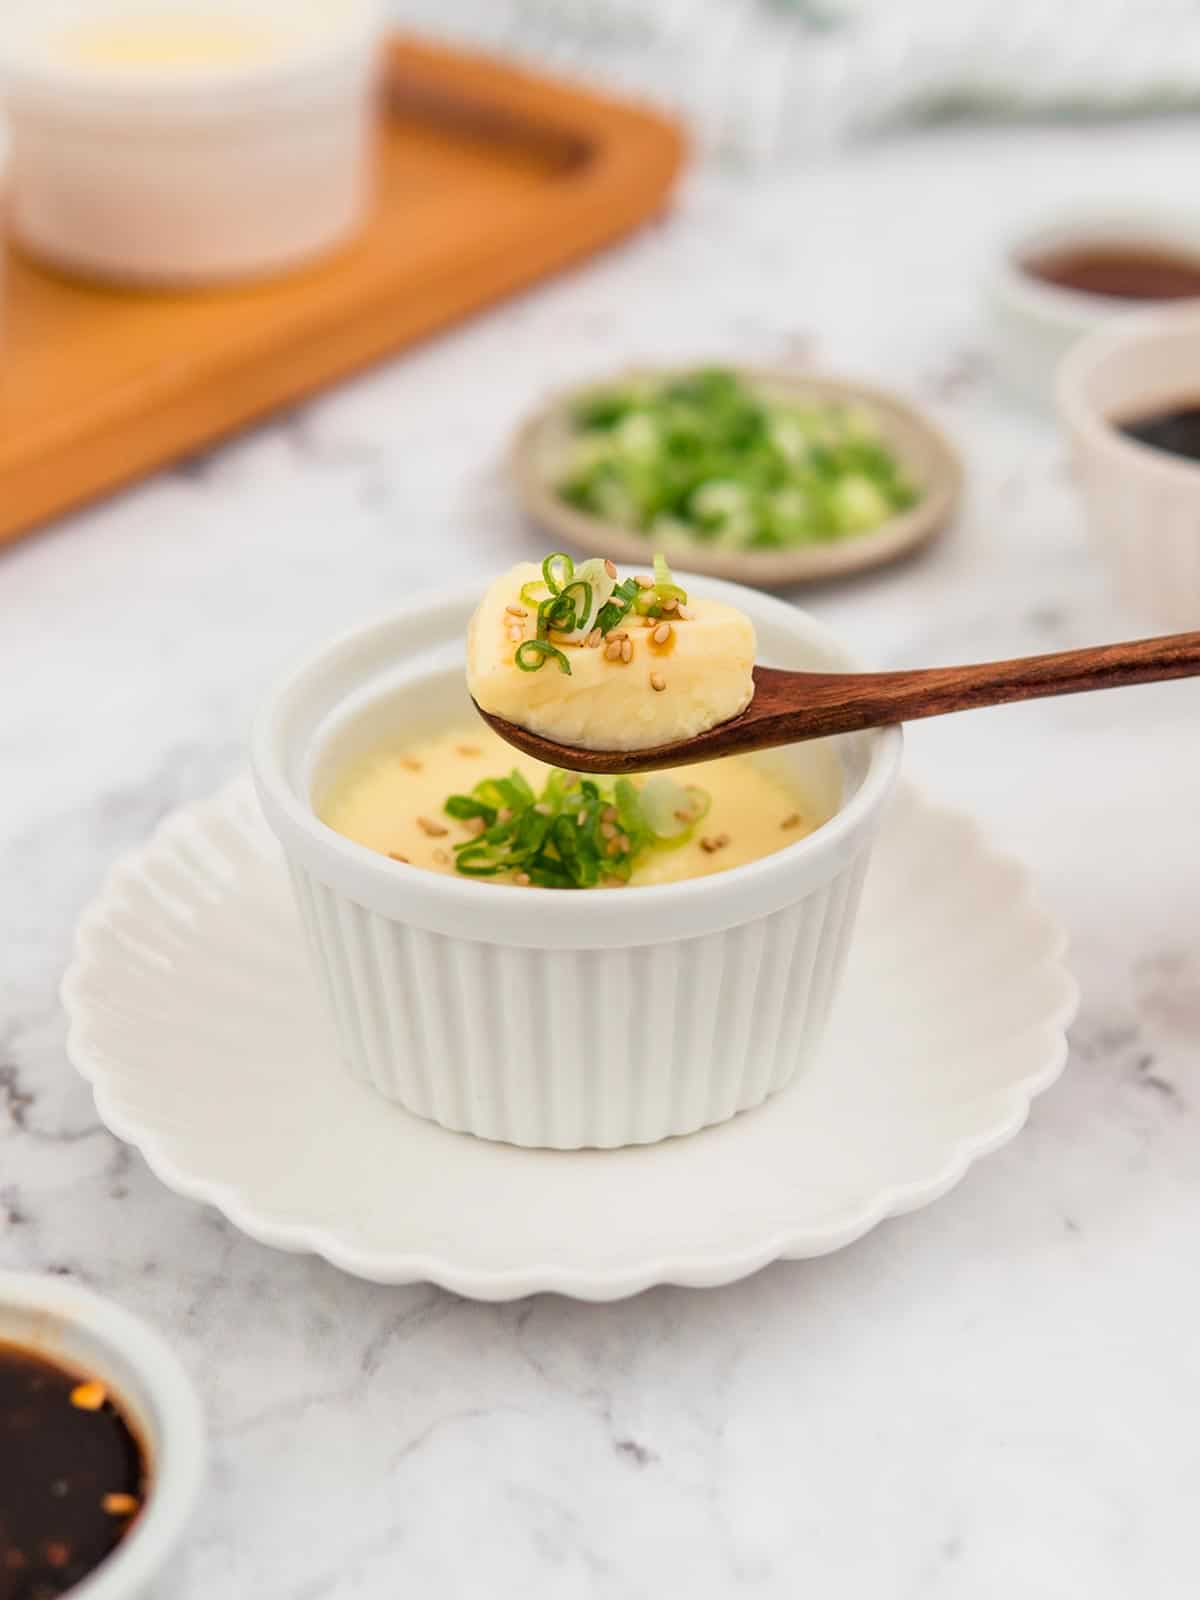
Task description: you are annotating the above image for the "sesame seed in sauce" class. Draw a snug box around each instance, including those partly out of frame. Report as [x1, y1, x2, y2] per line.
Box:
[602, 806, 618, 822]
[607, 838, 622, 857]
[780, 813, 802, 830]
[620, 638, 633, 663]
[600, 821, 617, 840]
[700, 836, 726, 855]
[650, 671, 666, 692]
[457, 744, 481, 757]
[514, 872, 532, 886]
[661, 597, 678, 612]
[417, 817, 448, 837]
[433, 848, 450, 866]
[464, 816, 486, 836]
[505, 604, 527, 617]
[652, 622, 671, 644]
[603, 874, 625, 886]
[617, 834, 631, 852]
[676, 605, 692, 621]
[388, 852, 410, 863]
[604, 640, 622, 661]
[400, 757, 423, 772]
[587, 628, 602, 647]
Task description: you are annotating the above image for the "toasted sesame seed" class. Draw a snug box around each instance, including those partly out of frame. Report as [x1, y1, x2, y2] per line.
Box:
[718, 833, 731, 847]
[652, 622, 671, 644]
[661, 597, 679, 612]
[464, 816, 486, 836]
[607, 837, 622, 856]
[620, 638, 633, 663]
[505, 604, 527, 617]
[456, 744, 481, 757]
[70, 1381, 106, 1411]
[586, 628, 602, 647]
[635, 574, 654, 588]
[102, 1493, 139, 1517]
[576, 809, 588, 827]
[674, 808, 693, 823]
[605, 640, 622, 661]
[514, 872, 532, 886]
[650, 671, 666, 692]
[780, 813, 802, 829]
[602, 805, 618, 822]
[700, 836, 726, 854]
[400, 757, 423, 772]
[609, 630, 629, 641]
[676, 605, 693, 621]
[617, 833, 631, 852]
[507, 625, 523, 642]
[604, 559, 617, 578]
[388, 851, 410, 863]
[417, 817, 448, 837]
[600, 821, 617, 840]
[642, 615, 656, 627]
[433, 848, 450, 866]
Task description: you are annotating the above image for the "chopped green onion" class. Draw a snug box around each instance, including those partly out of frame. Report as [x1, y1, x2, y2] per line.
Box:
[520, 578, 549, 607]
[441, 764, 712, 888]
[542, 552, 574, 594]
[515, 639, 571, 674]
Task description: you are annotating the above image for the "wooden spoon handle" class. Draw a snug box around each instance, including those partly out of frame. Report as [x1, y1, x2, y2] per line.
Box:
[766, 629, 1200, 740]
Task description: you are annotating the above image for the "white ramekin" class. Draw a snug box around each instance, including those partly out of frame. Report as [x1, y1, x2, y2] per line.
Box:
[252, 576, 902, 1150]
[0, 0, 382, 285]
[987, 210, 1200, 407]
[1057, 304, 1200, 630]
[0, 1270, 205, 1599]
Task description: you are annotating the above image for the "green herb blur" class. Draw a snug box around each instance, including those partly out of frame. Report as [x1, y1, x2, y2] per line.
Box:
[557, 367, 918, 550]
[444, 767, 710, 887]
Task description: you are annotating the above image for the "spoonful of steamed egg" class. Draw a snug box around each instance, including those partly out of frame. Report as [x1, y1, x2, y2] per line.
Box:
[467, 554, 757, 767]
[471, 552, 1200, 776]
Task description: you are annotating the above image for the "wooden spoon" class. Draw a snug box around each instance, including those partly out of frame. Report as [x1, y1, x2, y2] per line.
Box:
[473, 630, 1200, 775]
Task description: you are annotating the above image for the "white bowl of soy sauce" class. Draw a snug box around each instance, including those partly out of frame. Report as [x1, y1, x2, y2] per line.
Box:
[0, 1271, 205, 1600]
[989, 209, 1200, 406]
[1058, 302, 1200, 629]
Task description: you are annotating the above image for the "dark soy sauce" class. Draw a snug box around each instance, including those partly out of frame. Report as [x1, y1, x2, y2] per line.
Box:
[1120, 404, 1200, 465]
[1024, 245, 1200, 302]
[0, 1343, 146, 1599]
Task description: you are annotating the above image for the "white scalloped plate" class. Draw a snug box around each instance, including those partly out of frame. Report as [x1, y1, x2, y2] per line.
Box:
[62, 781, 1076, 1301]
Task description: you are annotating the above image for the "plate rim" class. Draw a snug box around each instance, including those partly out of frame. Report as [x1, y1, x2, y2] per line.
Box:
[61, 780, 1078, 1302]
[508, 364, 965, 588]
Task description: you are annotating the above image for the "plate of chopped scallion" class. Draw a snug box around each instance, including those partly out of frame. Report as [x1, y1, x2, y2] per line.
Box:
[511, 366, 962, 586]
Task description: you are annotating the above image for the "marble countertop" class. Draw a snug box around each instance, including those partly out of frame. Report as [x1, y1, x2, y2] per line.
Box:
[4, 118, 1199, 1597]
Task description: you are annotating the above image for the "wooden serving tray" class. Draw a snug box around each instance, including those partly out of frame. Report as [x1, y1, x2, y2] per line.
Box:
[0, 37, 684, 547]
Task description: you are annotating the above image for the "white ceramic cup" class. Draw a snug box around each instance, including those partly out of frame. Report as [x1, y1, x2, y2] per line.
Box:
[0, 1271, 205, 1599]
[1057, 304, 1200, 630]
[0, 0, 383, 285]
[252, 576, 902, 1150]
[987, 210, 1200, 407]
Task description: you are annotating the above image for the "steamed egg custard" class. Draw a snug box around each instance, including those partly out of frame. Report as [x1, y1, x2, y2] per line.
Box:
[467, 554, 755, 753]
[321, 726, 821, 888]
[320, 553, 834, 888]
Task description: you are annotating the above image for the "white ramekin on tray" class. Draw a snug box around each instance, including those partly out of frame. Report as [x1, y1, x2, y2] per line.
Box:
[0, 1270, 205, 1600]
[0, 0, 382, 285]
[1057, 304, 1200, 630]
[252, 576, 902, 1151]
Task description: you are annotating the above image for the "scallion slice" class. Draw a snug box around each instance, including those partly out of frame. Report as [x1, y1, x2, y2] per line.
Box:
[515, 639, 571, 674]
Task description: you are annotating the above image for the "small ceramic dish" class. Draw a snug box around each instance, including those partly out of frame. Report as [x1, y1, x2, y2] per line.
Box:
[0, 1271, 205, 1599]
[61, 780, 1076, 1298]
[250, 575, 902, 1149]
[988, 209, 1200, 405]
[0, 0, 382, 285]
[1057, 303, 1200, 630]
[509, 367, 962, 588]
